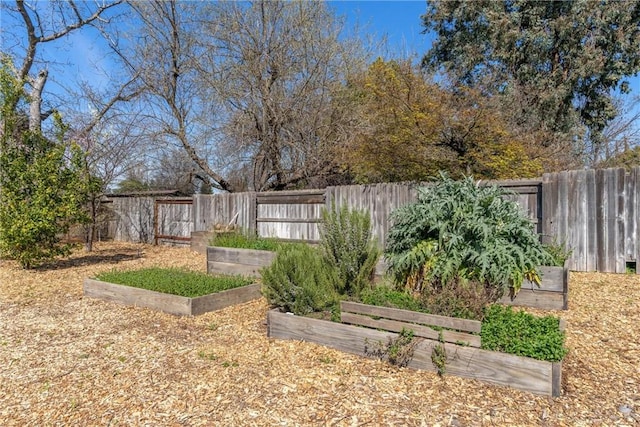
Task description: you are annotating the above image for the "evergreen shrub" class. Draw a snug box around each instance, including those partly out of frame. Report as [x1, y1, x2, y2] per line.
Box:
[319, 204, 380, 296]
[261, 244, 338, 315]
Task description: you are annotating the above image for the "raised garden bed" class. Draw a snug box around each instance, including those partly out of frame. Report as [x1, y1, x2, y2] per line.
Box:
[208, 245, 569, 310]
[83, 279, 261, 316]
[267, 301, 564, 396]
[207, 246, 276, 276]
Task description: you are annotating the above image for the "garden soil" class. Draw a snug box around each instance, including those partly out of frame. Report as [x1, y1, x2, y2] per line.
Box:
[1, 242, 639, 426]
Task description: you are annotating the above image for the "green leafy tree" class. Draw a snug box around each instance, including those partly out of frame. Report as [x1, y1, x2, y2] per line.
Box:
[0, 62, 91, 268]
[340, 58, 543, 182]
[422, 0, 640, 163]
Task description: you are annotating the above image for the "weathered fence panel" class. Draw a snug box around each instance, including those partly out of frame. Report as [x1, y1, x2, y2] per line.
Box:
[155, 199, 193, 244]
[110, 197, 155, 243]
[326, 180, 541, 249]
[543, 167, 639, 273]
[192, 193, 256, 233]
[256, 190, 325, 241]
[109, 167, 638, 274]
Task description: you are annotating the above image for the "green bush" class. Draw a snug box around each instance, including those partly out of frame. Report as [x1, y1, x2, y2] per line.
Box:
[319, 204, 380, 296]
[96, 268, 253, 298]
[542, 239, 573, 267]
[0, 64, 92, 268]
[261, 244, 338, 315]
[385, 174, 554, 299]
[481, 305, 567, 362]
[419, 279, 499, 320]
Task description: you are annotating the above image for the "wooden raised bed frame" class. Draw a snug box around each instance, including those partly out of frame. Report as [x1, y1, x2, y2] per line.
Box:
[208, 246, 570, 310]
[83, 279, 261, 316]
[267, 301, 564, 397]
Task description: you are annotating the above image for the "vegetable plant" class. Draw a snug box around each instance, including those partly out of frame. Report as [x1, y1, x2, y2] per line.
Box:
[385, 174, 554, 302]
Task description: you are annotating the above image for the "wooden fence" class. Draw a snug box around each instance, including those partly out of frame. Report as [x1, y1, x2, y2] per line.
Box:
[542, 168, 639, 273]
[104, 167, 639, 274]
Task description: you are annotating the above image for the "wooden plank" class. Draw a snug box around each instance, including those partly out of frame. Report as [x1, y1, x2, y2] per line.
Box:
[607, 169, 618, 272]
[408, 339, 556, 396]
[480, 179, 543, 188]
[191, 283, 262, 315]
[586, 169, 598, 271]
[596, 169, 607, 272]
[557, 171, 569, 262]
[207, 261, 264, 277]
[568, 170, 584, 271]
[616, 168, 626, 272]
[84, 279, 261, 316]
[207, 246, 276, 265]
[552, 362, 562, 397]
[625, 168, 637, 263]
[541, 173, 558, 246]
[535, 266, 566, 292]
[257, 218, 322, 224]
[340, 312, 481, 347]
[83, 278, 191, 316]
[267, 309, 396, 355]
[340, 301, 482, 333]
[257, 194, 325, 205]
[499, 289, 566, 310]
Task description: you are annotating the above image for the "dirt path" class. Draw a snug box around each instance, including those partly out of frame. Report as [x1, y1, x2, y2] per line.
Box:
[1, 242, 639, 426]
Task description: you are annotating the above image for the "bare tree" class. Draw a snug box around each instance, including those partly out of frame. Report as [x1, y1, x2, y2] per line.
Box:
[123, 0, 367, 192]
[3, 0, 127, 132]
[592, 95, 640, 167]
[201, 0, 366, 191]
[2, 0, 148, 250]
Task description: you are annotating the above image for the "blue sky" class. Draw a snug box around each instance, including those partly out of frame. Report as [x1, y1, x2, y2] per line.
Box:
[2, 0, 638, 109]
[329, 0, 431, 59]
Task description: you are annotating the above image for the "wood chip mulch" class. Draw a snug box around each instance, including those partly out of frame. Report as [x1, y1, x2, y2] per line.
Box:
[1, 242, 639, 426]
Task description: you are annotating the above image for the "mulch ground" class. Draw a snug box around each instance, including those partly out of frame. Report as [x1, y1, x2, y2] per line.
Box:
[1, 242, 639, 426]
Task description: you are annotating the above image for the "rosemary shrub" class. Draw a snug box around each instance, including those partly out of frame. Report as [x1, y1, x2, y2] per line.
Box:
[261, 244, 338, 315]
[319, 204, 380, 296]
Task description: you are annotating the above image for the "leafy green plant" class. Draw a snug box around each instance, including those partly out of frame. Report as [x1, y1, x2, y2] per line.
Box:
[319, 204, 380, 296]
[0, 62, 92, 268]
[95, 268, 253, 298]
[542, 239, 573, 267]
[359, 285, 426, 313]
[209, 230, 291, 252]
[431, 331, 447, 376]
[261, 244, 338, 315]
[385, 174, 554, 300]
[481, 305, 567, 362]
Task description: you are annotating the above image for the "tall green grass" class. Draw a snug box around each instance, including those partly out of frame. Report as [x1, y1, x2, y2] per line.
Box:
[96, 268, 253, 298]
